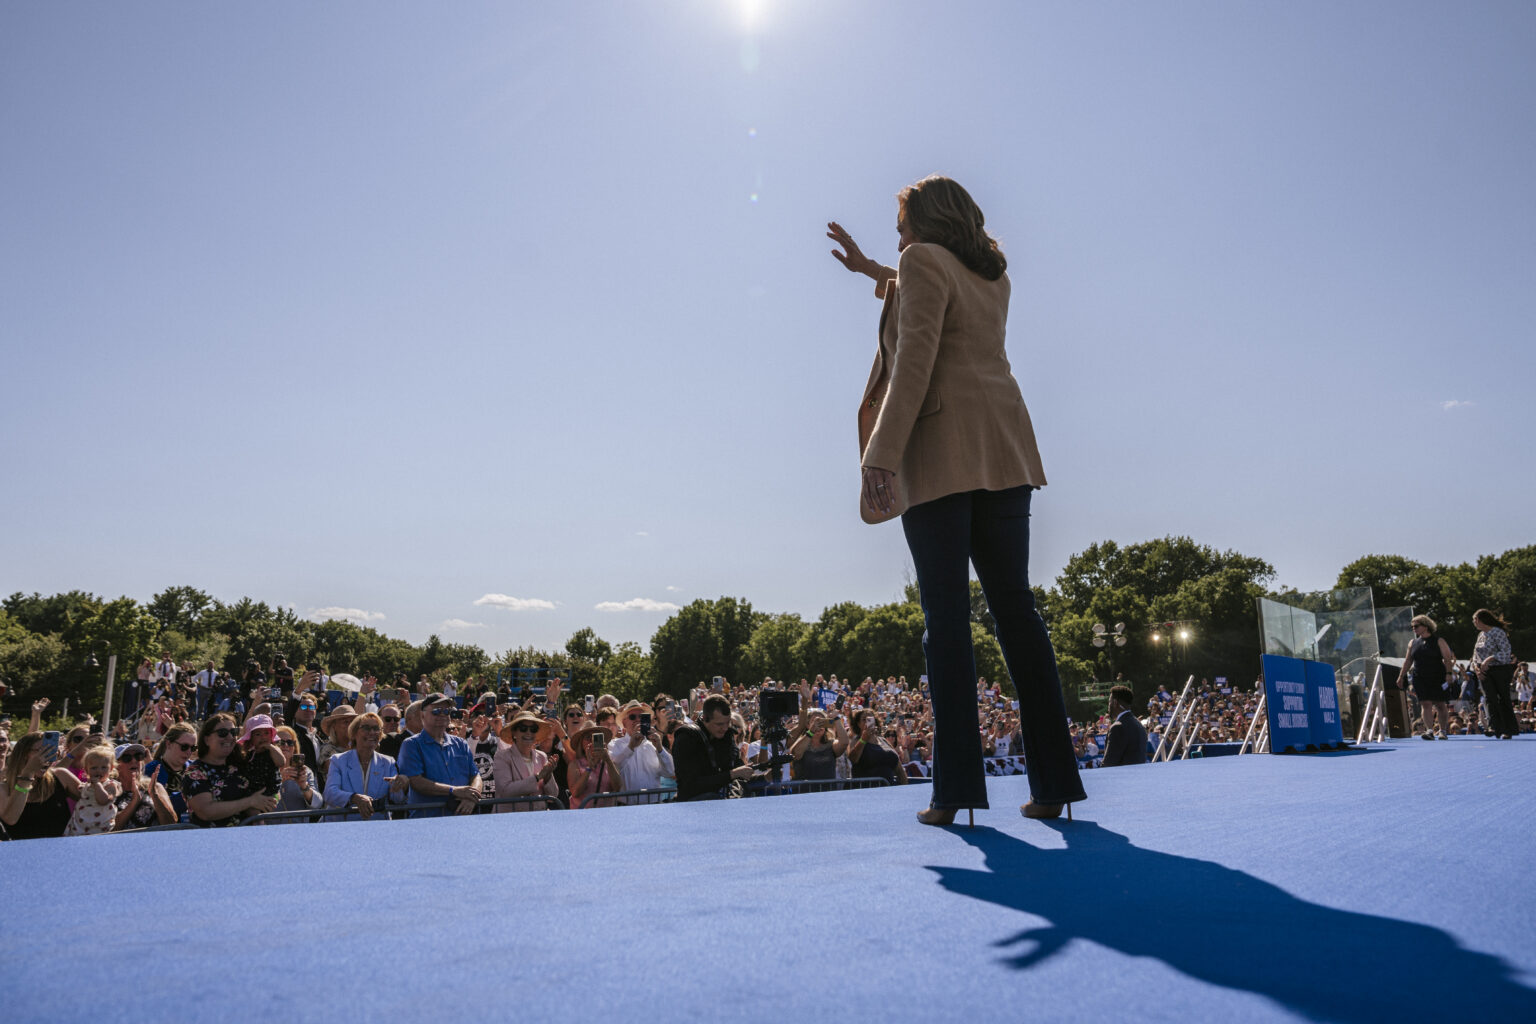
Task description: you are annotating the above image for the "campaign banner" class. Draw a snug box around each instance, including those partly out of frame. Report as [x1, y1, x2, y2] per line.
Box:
[1261, 654, 1313, 753]
[816, 688, 837, 710]
[984, 756, 1028, 776]
[1304, 660, 1345, 749]
[904, 756, 1028, 779]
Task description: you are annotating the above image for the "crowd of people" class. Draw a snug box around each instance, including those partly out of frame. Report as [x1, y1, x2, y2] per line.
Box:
[3, 636, 1528, 839]
[0, 660, 1068, 838]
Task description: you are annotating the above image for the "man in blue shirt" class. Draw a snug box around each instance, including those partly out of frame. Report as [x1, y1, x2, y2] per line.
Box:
[398, 693, 481, 817]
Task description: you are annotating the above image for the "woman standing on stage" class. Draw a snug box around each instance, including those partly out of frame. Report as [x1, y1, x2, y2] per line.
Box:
[828, 175, 1085, 826]
[1405, 615, 1457, 739]
[1471, 608, 1518, 739]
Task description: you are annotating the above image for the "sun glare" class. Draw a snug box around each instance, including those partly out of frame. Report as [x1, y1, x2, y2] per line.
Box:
[739, 0, 766, 31]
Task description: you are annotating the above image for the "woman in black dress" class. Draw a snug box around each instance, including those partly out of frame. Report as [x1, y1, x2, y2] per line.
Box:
[1405, 615, 1457, 739]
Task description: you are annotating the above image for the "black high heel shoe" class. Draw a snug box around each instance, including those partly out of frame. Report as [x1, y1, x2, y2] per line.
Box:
[1020, 801, 1073, 821]
[917, 806, 975, 828]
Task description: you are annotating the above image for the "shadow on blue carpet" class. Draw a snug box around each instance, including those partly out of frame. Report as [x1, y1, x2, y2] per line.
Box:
[930, 821, 1536, 1023]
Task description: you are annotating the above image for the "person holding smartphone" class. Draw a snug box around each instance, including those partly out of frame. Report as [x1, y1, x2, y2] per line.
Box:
[606, 701, 672, 800]
[1, 732, 83, 839]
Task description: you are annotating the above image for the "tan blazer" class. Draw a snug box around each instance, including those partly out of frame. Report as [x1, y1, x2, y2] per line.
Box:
[857, 243, 1046, 523]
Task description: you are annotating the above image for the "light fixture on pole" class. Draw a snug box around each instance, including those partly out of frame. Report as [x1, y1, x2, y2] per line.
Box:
[1091, 622, 1127, 649]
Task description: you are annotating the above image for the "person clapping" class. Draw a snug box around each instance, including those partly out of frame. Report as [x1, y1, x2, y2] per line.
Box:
[324, 712, 409, 821]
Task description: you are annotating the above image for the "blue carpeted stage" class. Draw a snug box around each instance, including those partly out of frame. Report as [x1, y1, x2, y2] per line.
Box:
[3, 736, 1534, 1023]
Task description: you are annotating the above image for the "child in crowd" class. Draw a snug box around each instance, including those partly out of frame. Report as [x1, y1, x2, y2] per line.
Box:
[238, 715, 287, 800]
[64, 745, 121, 836]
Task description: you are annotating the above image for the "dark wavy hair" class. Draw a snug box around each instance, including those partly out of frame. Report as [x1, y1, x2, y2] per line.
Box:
[898, 175, 1007, 281]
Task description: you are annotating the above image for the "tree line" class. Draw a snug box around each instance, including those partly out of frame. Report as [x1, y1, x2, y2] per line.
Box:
[2, 540, 1529, 723]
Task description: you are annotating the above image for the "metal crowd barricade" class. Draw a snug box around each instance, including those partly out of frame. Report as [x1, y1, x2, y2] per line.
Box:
[576, 787, 675, 809]
[746, 777, 890, 797]
[240, 793, 565, 823]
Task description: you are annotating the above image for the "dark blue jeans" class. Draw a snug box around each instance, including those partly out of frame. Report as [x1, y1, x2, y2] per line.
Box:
[902, 485, 1086, 808]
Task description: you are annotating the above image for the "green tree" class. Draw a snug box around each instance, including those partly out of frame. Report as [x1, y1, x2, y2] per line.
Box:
[0, 631, 71, 705]
[1047, 536, 1275, 709]
[1477, 546, 1536, 654]
[648, 597, 762, 695]
[228, 616, 314, 675]
[840, 602, 926, 683]
[601, 641, 655, 703]
[146, 586, 217, 640]
[3, 590, 102, 638]
[564, 627, 612, 693]
[158, 628, 232, 673]
[738, 612, 809, 683]
[791, 601, 869, 676]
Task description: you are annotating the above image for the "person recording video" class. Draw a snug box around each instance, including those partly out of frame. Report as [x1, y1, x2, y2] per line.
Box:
[671, 695, 757, 801]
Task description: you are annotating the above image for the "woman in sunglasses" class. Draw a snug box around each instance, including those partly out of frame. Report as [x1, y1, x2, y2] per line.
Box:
[1, 732, 84, 839]
[324, 712, 409, 822]
[145, 723, 197, 820]
[182, 713, 277, 827]
[57, 724, 95, 781]
[491, 712, 560, 811]
[111, 743, 176, 831]
[272, 725, 322, 819]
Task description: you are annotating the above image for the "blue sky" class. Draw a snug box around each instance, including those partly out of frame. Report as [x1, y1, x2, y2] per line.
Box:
[3, 1, 1532, 654]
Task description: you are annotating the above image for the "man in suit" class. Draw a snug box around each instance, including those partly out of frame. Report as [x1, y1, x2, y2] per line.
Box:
[1101, 684, 1149, 767]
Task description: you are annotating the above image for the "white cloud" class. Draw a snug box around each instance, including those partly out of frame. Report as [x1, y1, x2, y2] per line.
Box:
[665, 585, 680, 592]
[440, 619, 486, 630]
[595, 597, 681, 613]
[310, 606, 386, 624]
[635, 531, 650, 537]
[473, 593, 557, 612]
[1441, 399, 1474, 411]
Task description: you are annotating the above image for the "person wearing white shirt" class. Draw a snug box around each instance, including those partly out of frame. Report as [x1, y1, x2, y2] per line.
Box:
[441, 676, 457, 701]
[154, 653, 177, 691]
[607, 701, 674, 800]
[193, 661, 218, 720]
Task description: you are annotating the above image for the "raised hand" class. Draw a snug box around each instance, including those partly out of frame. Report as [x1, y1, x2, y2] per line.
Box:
[827, 221, 877, 277]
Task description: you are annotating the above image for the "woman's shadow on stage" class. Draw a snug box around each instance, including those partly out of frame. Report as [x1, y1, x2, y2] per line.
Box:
[930, 822, 1536, 1022]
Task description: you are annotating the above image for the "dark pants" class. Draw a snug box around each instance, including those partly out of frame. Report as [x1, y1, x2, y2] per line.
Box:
[1481, 664, 1518, 737]
[902, 486, 1086, 808]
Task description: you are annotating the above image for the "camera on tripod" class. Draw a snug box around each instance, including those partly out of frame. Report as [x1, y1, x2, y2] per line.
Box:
[757, 687, 800, 777]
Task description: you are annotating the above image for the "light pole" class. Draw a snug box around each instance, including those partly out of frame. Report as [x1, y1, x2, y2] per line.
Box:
[1150, 621, 1196, 673]
[86, 647, 118, 729]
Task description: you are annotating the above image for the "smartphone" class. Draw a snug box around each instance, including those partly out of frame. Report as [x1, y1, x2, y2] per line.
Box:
[40, 731, 60, 765]
[450, 709, 464, 720]
[483, 695, 497, 711]
[585, 695, 595, 713]
[639, 713, 652, 735]
[269, 687, 283, 701]
[711, 676, 723, 692]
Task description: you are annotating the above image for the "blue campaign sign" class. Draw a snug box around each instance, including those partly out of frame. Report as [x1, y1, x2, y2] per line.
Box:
[1304, 660, 1345, 749]
[816, 688, 837, 710]
[1261, 654, 1313, 753]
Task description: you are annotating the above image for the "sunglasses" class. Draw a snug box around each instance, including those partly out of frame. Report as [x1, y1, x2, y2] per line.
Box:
[430, 707, 453, 716]
[67, 734, 88, 744]
[357, 725, 382, 734]
[299, 703, 316, 710]
[512, 725, 540, 735]
[565, 711, 583, 719]
[211, 728, 237, 739]
[625, 715, 640, 722]
[171, 740, 196, 752]
[276, 739, 298, 747]
[118, 754, 147, 763]
[381, 716, 401, 723]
